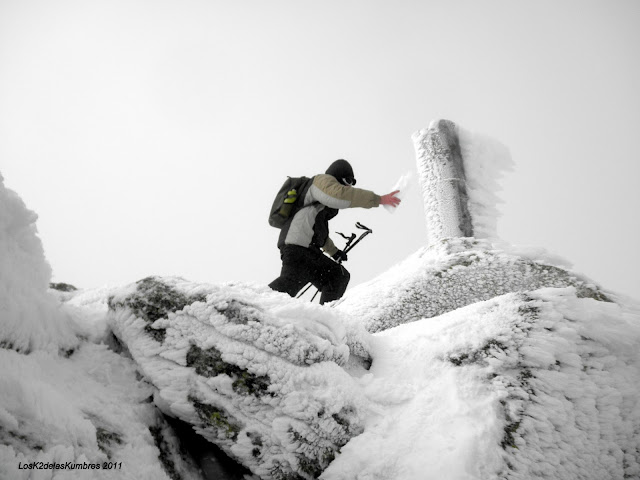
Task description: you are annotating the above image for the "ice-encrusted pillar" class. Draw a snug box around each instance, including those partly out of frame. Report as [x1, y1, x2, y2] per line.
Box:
[412, 119, 473, 244]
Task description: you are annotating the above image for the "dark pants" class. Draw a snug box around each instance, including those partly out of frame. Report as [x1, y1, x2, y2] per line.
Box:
[269, 245, 350, 304]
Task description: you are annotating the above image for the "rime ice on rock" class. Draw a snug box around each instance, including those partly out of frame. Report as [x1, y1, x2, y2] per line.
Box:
[0, 173, 202, 480]
[327, 289, 640, 480]
[107, 277, 372, 480]
[413, 119, 474, 242]
[412, 119, 513, 243]
[336, 238, 610, 333]
[337, 120, 597, 332]
[0, 173, 78, 354]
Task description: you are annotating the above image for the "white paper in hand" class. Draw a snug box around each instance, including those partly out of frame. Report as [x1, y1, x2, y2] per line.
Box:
[384, 171, 413, 213]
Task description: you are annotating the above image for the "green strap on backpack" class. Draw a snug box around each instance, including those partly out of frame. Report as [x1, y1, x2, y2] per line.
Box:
[268, 176, 311, 229]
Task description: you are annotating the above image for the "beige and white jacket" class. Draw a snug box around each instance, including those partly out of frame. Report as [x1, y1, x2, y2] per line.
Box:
[277, 174, 380, 255]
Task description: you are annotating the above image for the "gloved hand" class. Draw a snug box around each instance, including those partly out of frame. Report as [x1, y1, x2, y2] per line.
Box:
[332, 250, 348, 263]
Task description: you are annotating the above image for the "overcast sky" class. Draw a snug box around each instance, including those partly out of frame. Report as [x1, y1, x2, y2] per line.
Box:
[1, 0, 638, 300]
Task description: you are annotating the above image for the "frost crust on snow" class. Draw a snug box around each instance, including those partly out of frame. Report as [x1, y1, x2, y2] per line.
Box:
[107, 277, 373, 480]
[336, 238, 609, 333]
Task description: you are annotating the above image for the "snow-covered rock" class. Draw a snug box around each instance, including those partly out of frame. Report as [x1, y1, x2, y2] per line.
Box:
[0, 342, 203, 480]
[0, 173, 205, 480]
[412, 119, 513, 243]
[0, 173, 78, 354]
[104, 275, 640, 480]
[336, 238, 609, 333]
[413, 119, 474, 240]
[107, 277, 372, 480]
[326, 287, 640, 480]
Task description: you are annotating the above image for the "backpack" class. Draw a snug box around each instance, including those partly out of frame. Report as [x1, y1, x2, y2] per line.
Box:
[268, 176, 311, 229]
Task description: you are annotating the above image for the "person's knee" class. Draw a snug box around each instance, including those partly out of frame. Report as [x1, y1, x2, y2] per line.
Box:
[269, 278, 297, 297]
[269, 278, 286, 293]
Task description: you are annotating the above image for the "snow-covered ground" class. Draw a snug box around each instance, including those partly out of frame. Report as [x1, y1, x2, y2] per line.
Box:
[100, 267, 639, 480]
[1, 122, 639, 480]
[11, 265, 635, 480]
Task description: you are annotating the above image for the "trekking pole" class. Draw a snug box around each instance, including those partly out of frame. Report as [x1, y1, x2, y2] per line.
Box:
[303, 231, 357, 302]
[334, 231, 357, 258]
[342, 222, 372, 256]
[296, 222, 373, 301]
[310, 287, 321, 303]
[296, 282, 314, 299]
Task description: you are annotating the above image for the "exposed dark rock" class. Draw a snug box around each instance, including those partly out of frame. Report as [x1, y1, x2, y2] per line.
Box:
[185, 344, 271, 397]
[96, 427, 123, 459]
[191, 397, 242, 441]
[50, 282, 78, 292]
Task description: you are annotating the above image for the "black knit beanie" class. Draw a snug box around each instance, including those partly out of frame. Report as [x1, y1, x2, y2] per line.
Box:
[325, 159, 356, 186]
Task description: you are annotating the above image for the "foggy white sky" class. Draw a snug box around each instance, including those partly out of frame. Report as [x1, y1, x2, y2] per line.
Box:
[1, 0, 638, 299]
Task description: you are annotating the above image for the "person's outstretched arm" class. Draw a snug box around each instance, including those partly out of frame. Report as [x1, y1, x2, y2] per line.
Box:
[311, 174, 405, 209]
[310, 174, 380, 209]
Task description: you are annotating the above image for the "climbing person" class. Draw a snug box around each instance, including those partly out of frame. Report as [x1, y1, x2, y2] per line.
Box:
[268, 159, 401, 304]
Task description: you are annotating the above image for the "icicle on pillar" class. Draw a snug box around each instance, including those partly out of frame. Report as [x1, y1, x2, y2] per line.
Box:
[412, 119, 473, 244]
